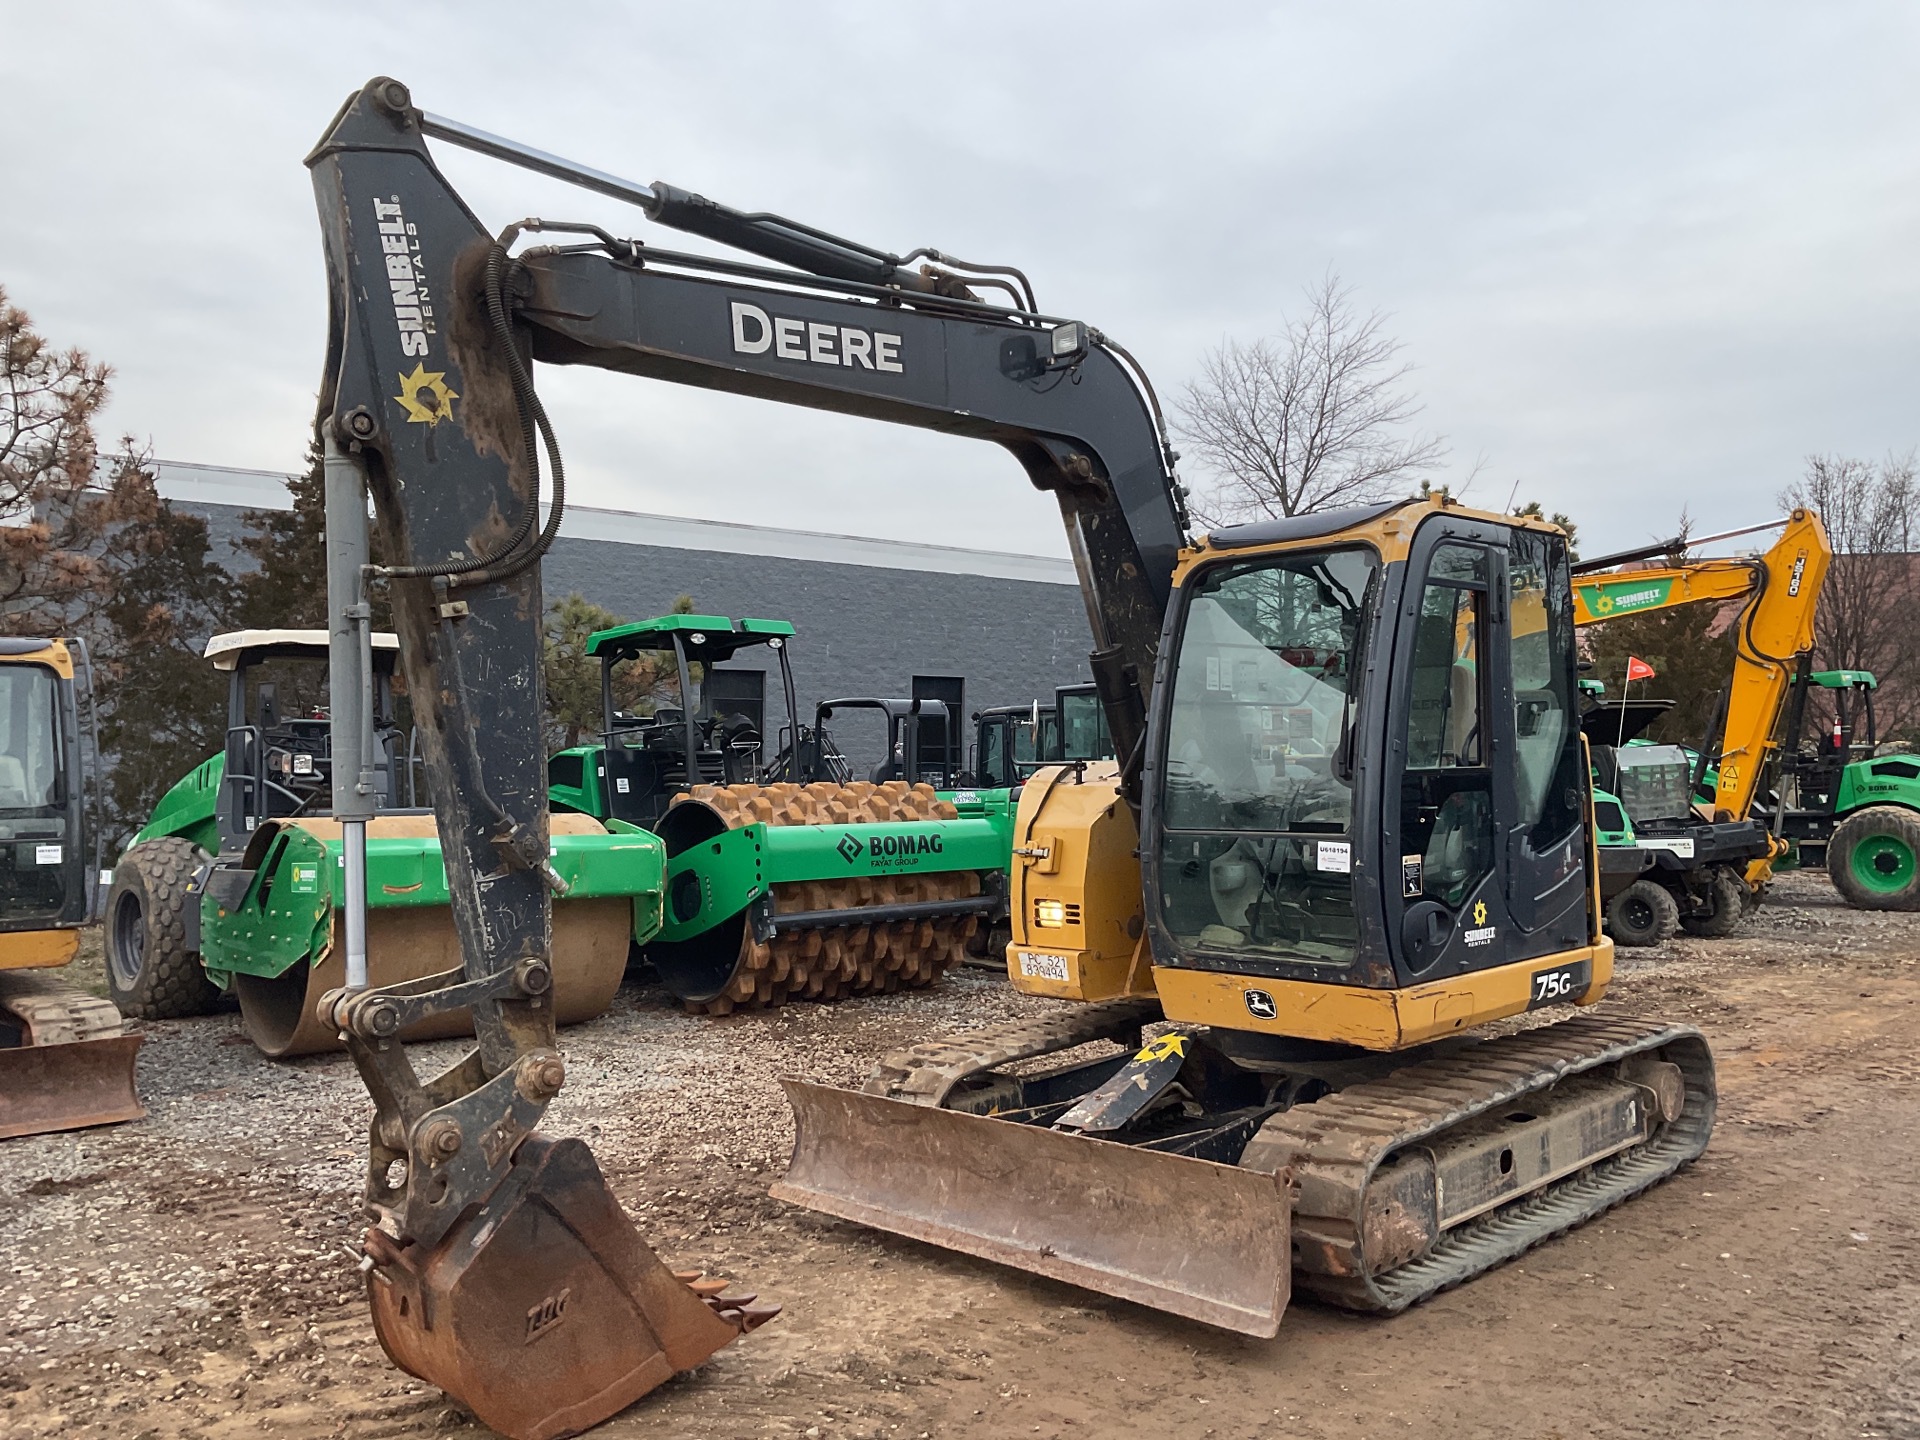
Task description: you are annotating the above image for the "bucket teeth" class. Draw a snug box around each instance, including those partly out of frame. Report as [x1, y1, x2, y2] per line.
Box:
[674, 1270, 782, 1333]
[671, 781, 980, 1016]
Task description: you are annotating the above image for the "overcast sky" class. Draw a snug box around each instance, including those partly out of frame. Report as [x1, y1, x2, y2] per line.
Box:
[5, 2, 1916, 559]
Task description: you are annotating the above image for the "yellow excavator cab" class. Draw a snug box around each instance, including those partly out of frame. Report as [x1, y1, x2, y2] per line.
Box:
[0, 638, 144, 1140]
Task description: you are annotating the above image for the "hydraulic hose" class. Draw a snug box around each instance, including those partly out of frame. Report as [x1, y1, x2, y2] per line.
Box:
[374, 241, 564, 587]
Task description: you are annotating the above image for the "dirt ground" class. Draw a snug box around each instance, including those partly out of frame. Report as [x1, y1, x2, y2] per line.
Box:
[3, 869, 1917, 1439]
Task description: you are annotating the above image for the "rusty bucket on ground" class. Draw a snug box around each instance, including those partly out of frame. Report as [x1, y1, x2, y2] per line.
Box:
[366, 1135, 776, 1440]
[773, 1078, 1291, 1336]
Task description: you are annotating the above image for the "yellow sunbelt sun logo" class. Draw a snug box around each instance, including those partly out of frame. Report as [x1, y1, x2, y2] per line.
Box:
[394, 363, 458, 425]
[1463, 899, 1496, 947]
[1592, 590, 1615, 615]
[1134, 1033, 1188, 1064]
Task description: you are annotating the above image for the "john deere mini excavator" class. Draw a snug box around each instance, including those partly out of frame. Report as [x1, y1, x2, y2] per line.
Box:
[0, 638, 143, 1139]
[547, 614, 1011, 1011]
[304, 78, 1714, 1434]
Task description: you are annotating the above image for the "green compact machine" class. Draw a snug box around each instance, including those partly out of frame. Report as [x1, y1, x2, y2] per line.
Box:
[1770, 667, 1920, 908]
[548, 614, 1017, 1012]
[1581, 688, 1773, 946]
[970, 681, 1116, 790]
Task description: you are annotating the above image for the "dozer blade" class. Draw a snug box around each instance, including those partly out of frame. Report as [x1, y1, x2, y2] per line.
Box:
[0, 972, 145, 1140]
[775, 1078, 1290, 1336]
[367, 1134, 770, 1440]
[0, 1034, 145, 1140]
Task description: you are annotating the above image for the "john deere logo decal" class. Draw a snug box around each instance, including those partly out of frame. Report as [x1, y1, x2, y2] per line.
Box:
[394, 364, 458, 425]
[837, 834, 864, 863]
[1243, 988, 1278, 1020]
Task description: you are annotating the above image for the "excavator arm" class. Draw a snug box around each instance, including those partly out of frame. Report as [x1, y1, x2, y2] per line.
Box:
[1571, 509, 1831, 822]
[307, 75, 1189, 1438]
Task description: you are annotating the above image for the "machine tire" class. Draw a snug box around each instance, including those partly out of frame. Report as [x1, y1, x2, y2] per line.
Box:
[1604, 879, 1679, 947]
[1678, 865, 1747, 939]
[105, 837, 218, 1020]
[1828, 805, 1920, 910]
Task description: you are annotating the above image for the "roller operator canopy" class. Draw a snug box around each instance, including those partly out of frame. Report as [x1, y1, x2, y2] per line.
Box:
[203, 629, 401, 671]
[585, 615, 795, 664]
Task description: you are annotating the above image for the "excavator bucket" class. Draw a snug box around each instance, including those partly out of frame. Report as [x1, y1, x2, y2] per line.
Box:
[775, 1079, 1290, 1336]
[367, 1135, 774, 1440]
[0, 971, 145, 1141]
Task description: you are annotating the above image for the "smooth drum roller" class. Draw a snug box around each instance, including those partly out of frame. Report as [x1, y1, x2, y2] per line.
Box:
[228, 815, 634, 1056]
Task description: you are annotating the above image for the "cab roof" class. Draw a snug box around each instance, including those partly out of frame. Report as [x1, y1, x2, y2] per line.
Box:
[1806, 669, 1878, 690]
[203, 629, 400, 671]
[586, 614, 795, 662]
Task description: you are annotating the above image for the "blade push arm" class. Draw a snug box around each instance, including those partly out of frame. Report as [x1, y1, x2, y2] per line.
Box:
[1572, 508, 1831, 820]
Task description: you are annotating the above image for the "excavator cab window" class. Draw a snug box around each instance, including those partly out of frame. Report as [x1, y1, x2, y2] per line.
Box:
[1156, 547, 1375, 965]
[0, 662, 71, 927]
[1400, 545, 1494, 911]
[0, 663, 60, 815]
[1057, 689, 1115, 762]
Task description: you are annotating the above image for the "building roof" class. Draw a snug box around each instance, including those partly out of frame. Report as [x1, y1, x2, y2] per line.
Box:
[152, 460, 1079, 586]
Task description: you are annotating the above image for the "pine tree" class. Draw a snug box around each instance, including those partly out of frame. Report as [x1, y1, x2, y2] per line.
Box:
[97, 507, 236, 843]
[1583, 602, 1736, 749]
[542, 593, 695, 749]
[0, 285, 160, 635]
[232, 435, 330, 628]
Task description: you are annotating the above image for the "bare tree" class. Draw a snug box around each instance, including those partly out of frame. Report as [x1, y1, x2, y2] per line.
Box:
[1779, 452, 1920, 738]
[0, 284, 159, 633]
[1174, 273, 1447, 525]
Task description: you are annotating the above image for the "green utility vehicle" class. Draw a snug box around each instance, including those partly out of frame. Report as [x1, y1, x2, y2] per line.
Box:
[1582, 693, 1774, 946]
[547, 615, 1016, 1011]
[1769, 667, 1920, 908]
[105, 631, 660, 1056]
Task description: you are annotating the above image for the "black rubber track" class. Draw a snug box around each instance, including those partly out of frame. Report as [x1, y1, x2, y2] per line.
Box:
[1244, 1013, 1716, 1312]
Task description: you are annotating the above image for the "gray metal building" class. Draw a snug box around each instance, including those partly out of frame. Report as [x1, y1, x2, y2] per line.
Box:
[159, 461, 1095, 763]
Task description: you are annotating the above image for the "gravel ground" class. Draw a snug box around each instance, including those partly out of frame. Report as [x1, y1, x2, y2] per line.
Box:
[3, 872, 1918, 1438]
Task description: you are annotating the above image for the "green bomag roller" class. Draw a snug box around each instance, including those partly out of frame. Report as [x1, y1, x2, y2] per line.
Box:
[106, 631, 665, 1055]
[547, 615, 1014, 1013]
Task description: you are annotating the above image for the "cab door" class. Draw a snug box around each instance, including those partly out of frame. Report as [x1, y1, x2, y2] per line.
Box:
[1385, 519, 1589, 982]
[1491, 527, 1587, 949]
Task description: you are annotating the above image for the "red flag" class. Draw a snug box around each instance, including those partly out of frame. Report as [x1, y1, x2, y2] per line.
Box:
[1626, 656, 1656, 683]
